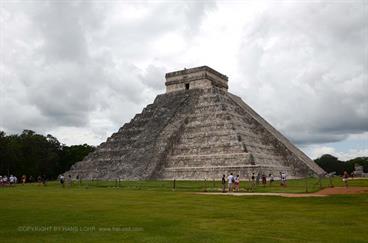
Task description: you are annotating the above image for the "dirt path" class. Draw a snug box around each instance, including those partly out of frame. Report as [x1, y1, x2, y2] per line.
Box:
[197, 187, 368, 198]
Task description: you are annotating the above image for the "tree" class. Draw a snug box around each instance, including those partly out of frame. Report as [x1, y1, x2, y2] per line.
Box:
[0, 130, 94, 180]
[347, 157, 368, 173]
[314, 154, 364, 175]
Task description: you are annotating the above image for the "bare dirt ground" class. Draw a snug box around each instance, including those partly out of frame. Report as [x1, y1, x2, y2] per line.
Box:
[197, 187, 368, 198]
[314, 187, 368, 195]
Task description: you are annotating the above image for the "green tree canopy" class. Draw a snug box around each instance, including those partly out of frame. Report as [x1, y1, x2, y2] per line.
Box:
[315, 154, 367, 175]
[0, 130, 94, 180]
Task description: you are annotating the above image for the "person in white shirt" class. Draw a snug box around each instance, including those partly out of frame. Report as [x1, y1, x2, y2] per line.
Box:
[9, 175, 15, 185]
[59, 174, 65, 187]
[227, 173, 234, 192]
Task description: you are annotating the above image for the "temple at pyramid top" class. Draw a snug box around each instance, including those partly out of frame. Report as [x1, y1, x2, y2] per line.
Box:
[165, 66, 229, 93]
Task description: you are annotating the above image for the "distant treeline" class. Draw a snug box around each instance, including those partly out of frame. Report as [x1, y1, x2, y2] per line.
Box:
[315, 154, 368, 175]
[0, 130, 95, 180]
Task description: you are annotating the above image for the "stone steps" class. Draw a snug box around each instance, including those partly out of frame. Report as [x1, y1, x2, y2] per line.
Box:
[165, 153, 250, 167]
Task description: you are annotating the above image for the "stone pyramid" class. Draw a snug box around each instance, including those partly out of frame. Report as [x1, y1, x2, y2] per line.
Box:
[67, 66, 324, 180]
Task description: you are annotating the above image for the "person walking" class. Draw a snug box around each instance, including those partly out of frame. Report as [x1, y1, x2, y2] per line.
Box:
[256, 173, 261, 185]
[234, 175, 240, 192]
[343, 171, 349, 187]
[221, 175, 226, 193]
[279, 172, 284, 186]
[269, 173, 274, 186]
[251, 173, 256, 189]
[9, 175, 15, 185]
[227, 173, 234, 192]
[281, 172, 287, 187]
[68, 174, 72, 187]
[21, 175, 26, 184]
[41, 175, 47, 186]
[262, 174, 267, 187]
[59, 174, 65, 188]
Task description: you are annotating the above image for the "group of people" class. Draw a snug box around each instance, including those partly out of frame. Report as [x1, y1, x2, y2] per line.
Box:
[222, 173, 241, 192]
[221, 172, 287, 192]
[0, 175, 17, 186]
[0, 174, 48, 186]
[58, 174, 81, 187]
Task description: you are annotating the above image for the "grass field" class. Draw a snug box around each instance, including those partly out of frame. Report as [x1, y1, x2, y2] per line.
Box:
[1, 178, 367, 242]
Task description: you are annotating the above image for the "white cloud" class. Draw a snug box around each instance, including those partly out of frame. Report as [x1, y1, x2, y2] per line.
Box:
[308, 146, 337, 159]
[235, 1, 368, 145]
[307, 145, 368, 161]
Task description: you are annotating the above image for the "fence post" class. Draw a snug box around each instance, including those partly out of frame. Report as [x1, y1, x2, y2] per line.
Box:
[305, 177, 308, 193]
[173, 179, 176, 191]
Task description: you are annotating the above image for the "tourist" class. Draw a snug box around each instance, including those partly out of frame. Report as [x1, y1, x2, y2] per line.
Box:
[76, 174, 82, 185]
[279, 172, 284, 186]
[251, 173, 256, 188]
[256, 173, 260, 185]
[262, 174, 267, 187]
[9, 175, 15, 185]
[21, 175, 27, 184]
[37, 175, 42, 185]
[281, 172, 287, 187]
[269, 173, 274, 186]
[41, 175, 47, 186]
[343, 171, 349, 187]
[3, 175, 8, 185]
[228, 173, 234, 192]
[59, 174, 65, 187]
[221, 175, 226, 193]
[234, 175, 240, 192]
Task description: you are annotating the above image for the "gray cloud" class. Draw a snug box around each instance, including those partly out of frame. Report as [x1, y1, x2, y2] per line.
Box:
[236, 1, 368, 145]
[0, 0, 214, 137]
[139, 64, 166, 91]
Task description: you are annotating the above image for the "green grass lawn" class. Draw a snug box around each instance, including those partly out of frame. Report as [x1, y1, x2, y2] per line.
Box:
[1, 178, 367, 242]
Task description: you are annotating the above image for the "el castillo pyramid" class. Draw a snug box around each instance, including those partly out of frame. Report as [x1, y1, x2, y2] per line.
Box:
[66, 66, 325, 180]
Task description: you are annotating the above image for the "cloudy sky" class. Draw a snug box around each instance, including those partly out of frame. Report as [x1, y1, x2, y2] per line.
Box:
[0, 0, 367, 160]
